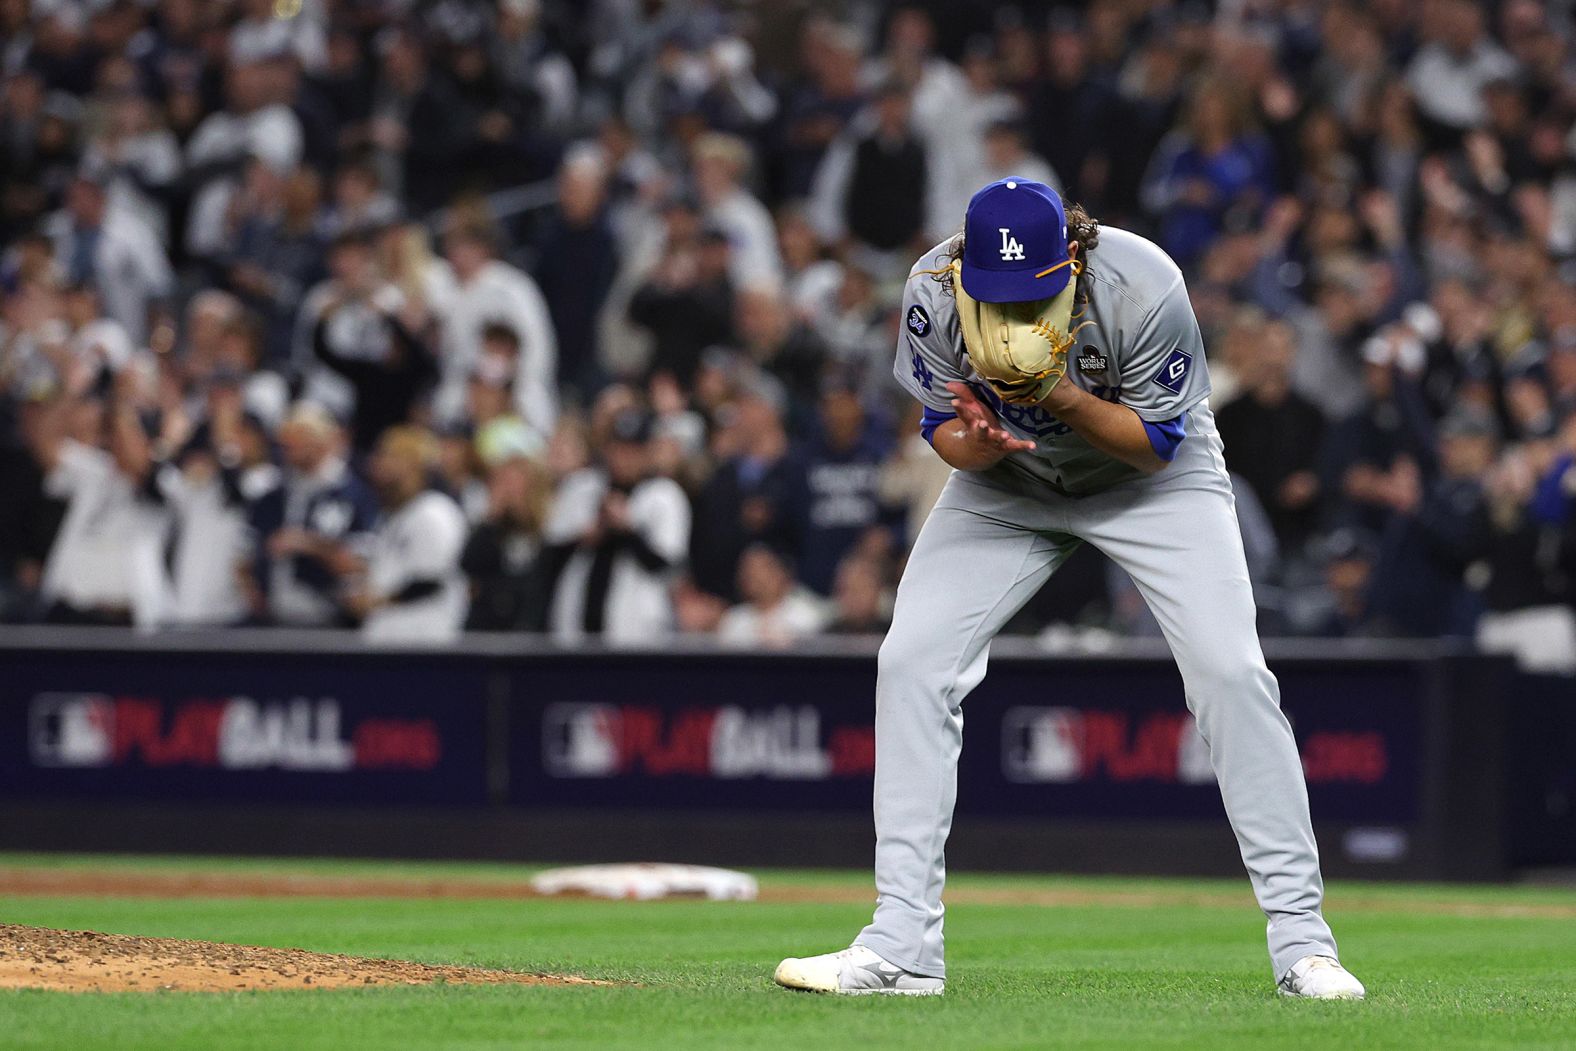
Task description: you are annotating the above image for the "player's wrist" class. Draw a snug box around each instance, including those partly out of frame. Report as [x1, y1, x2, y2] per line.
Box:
[1036, 379, 1086, 418]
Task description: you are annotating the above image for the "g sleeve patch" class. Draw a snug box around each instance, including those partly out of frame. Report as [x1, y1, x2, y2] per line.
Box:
[1151, 348, 1193, 395]
[906, 304, 931, 337]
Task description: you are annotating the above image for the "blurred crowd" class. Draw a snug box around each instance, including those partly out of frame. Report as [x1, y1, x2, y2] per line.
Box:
[1, 0, 1574, 661]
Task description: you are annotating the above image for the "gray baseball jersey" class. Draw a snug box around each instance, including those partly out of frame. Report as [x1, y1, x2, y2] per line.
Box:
[894, 227, 1211, 496]
[856, 225, 1341, 984]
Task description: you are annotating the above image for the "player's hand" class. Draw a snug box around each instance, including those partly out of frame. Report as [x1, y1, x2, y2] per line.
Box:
[946, 382, 1036, 455]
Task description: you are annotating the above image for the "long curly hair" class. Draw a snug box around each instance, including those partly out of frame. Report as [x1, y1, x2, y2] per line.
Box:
[930, 202, 1101, 306]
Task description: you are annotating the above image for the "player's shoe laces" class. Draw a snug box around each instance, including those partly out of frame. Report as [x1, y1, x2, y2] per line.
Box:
[773, 945, 945, 996]
[1277, 955, 1366, 1000]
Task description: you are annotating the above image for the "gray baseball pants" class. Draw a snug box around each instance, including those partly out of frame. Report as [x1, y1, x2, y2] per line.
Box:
[855, 433, 1338, 981]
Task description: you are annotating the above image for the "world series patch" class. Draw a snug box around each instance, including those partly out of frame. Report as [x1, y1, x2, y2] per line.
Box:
[1152, 348, 1193, 394]
[906, 304, 931, 337]
[1076, 347, 1109, 373]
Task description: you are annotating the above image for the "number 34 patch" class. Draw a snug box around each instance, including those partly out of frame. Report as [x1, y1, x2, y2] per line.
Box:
[1151, 348, 1193, 394]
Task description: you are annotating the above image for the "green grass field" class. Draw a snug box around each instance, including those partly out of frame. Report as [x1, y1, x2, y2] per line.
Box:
[2, 853, 1574, 1050]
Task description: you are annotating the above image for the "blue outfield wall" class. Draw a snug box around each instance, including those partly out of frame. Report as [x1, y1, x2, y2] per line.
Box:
[0, 628, 1562, 879]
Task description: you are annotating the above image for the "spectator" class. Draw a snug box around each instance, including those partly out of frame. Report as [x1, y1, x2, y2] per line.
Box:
[261, 402, 376, 627]
[774, 21, 865, 199]
[0, 72, 71, 243]
[689, 381, 809, 601]
[306, 235, 438, 454]
[439, 27, 541, 193]
[352, 426, 469, 643]
[45, 173, 173, 345]
[717, 543, 826, 646]
[1216, 317, 1326, 549]
[1287, 257, 1382, 421]
[0, 396, 64, 620]
[777, 204, 843, 326]
[976, 121, 1061, 196]
[800, 379, 893, 595]
[1142, 76, 1275, 267]
[223, 408, 286, 627]
[58, 282, 133, 385]
[435, 421, 489, 524]
[544, 409, 690, 643]
[28, 391, 169, 627]
[1475, 441, 1576, 672]
[430, 218, 558, 437]
[1366, 410, 1495, 636]
[1321, 334, 1437, 537]
[1406, 0, 1518, 133]
[878, 401, 953, 547]
[626, 204, 735, 386]
[494, 0, 578, 135]
[732, 286, 829, 426]
[823, 555, 891, 635]
[1295, 529, 1380, 638]
[1026, 12, 1116, 206]
[211, 160, 327, 363]
[229, 0, 326, 74]
[865, 6, 967, 215]
[461, 422, 553, 631]
[184, 58, 304, 194]
[156, 381, 276, 627]
[465, 331, 525, 430]
[672, 574, 729, 636]
[691, 132, 782, 292]
[809, 82, 931, 270]
[295, 231, 395, 417]
[1101, 31, 1186, 225]
[323, 161, 398, 239]
[530, 149, 619, 403]
[817, 265, 885, 388]
[361, 28, 463, 217]
[79, 85, 182, 246]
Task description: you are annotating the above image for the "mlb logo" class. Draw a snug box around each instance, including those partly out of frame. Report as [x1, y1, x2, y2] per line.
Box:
[1001, 707, 1083, 783]
[542, 703, 622, 778]
[29, 693, 115, 768]
[1152, 348, 1193, 394]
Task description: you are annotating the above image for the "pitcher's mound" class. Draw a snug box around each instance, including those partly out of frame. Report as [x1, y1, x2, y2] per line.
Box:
[0, 924, 605, 993]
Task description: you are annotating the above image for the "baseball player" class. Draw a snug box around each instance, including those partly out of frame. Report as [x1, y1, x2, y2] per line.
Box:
[774, 179, 1365, 1000]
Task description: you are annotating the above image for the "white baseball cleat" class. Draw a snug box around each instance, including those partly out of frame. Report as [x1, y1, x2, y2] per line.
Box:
[1277, 955, 1367, 1000]
[774, 945, 945, 996]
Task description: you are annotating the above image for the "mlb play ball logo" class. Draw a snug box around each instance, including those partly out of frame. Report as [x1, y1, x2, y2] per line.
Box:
[29, 693, 116, 768]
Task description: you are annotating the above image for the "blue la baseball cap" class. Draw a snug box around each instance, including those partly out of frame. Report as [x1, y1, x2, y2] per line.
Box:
[960, 177, 1072, 304]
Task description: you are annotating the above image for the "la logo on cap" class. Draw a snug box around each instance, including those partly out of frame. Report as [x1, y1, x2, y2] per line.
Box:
[998, 228, 1025, 261]
[962, 177, 1071, 303]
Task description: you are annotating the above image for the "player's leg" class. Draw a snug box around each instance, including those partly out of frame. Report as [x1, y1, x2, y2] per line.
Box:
[1069, 475, 1340, 981]
[854, 472, 1078, 979]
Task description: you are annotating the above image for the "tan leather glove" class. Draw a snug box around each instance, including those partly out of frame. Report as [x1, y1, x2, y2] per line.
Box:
[950, 260, 1084, 404]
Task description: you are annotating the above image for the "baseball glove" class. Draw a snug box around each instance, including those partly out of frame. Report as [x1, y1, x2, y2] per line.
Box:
[949, 260, 1085, 405]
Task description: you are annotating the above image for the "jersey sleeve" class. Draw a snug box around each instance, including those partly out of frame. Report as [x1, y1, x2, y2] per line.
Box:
[1117, 278, 1212, 422]
[891, 279, 969, 414]
[44, 440, 111, 499]
[631, 478, 692, 565]
[408, 498, 467, 577]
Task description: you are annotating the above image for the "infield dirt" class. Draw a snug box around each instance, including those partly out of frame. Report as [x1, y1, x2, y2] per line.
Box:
[0, 924, 605, 993]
